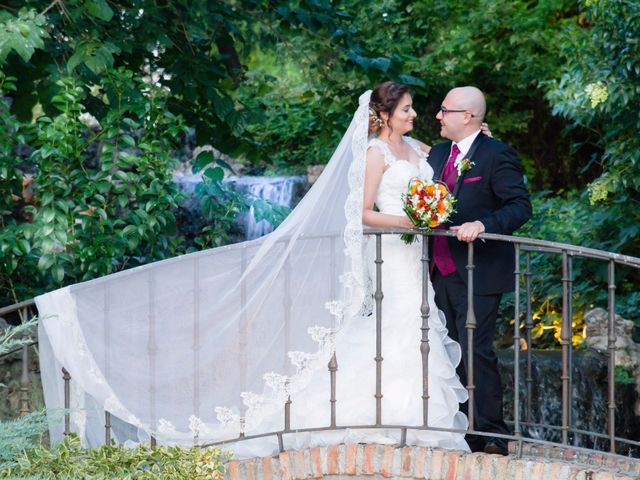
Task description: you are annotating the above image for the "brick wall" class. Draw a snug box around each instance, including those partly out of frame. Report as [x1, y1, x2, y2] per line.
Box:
[224, 443, 640, 480]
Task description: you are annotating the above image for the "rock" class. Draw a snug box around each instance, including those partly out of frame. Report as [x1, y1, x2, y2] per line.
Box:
[584, 307, 640, 416]
[306, 164, 325, 185]
[584, 308, 637, 358]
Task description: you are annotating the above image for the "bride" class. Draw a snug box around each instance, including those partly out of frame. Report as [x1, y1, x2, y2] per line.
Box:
[36, 82, 474, 458]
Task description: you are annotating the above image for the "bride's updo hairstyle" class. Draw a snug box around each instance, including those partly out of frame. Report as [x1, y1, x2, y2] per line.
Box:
[369, 81, 410, 134]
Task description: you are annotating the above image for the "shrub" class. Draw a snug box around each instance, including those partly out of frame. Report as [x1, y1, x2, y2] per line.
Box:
[0, 434, 228, 479]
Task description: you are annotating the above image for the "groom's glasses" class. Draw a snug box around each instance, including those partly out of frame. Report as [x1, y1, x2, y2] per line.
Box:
[439, 106, 476, 117]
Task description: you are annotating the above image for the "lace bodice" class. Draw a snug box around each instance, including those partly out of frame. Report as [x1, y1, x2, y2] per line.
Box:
[368, 136, 434, 216]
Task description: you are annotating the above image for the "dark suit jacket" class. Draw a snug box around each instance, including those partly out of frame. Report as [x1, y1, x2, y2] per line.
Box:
[428, 133, 532, 295]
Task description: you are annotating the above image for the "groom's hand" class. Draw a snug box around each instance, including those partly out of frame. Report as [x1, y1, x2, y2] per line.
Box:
[450, 221, 485, 242]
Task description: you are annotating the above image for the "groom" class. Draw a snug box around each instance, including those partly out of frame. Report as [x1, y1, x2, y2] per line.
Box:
[428, 86, 532, 455]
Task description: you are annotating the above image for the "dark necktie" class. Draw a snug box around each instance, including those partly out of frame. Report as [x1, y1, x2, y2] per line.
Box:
[441, 143, 460, 191]
[433, 144, 461, 276]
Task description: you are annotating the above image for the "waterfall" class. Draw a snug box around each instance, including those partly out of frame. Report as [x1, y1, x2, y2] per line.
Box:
[227, 176, 307, 240]
[173, 174, 308, 241]
[498, 349, 640, 455]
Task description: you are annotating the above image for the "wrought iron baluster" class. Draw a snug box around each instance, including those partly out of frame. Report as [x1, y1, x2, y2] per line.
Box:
[513, 243, 522, 438]
[105, 411, 111, 445]
[239, 246, 248, 439]
[148, 272, 158, 445]
[525, 252, 533, 425]
[282, 248, 294, 438]
[328, 354, 337, 427]
[607, 260, 616, 453]
[193, 258, 201, 445]
[568, 254, 575, 446]
[284, 249, 292, 367]
[374, 233, 384, 426]
[284, 381, 292, 432]
[329, 235, 338, 429]
[420, 234, 431, 426]
[18, 307, 31, 416]
[103, 285, 111, 444]
[19, 343, 29, 415]
[560, 250, 570, 444]
[465, 242, 476, 432]
[17, 306, 32, 416]
[62, 367, 71, 435]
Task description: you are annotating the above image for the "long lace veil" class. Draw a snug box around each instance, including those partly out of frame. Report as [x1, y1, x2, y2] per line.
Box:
[36, 90, 374, 447]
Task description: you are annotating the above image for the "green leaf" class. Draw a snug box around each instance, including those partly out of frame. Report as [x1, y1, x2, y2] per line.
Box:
[41, 208, 55, 223]
[0, 11, 48, 63]
[41, 224, 54, 236]
[52, 264, 65, 283]
[120, 135, 136, 148]
[193, 150, 214, 173]
[216, 158, 236, 174]
[18, 239, 31, 254]
[67, 42, 115, 73]
[213, 95, 234, 120]
[37, 254, 55, 271]
[86, 0, 114, 22]
[66, 49, 84, 74]
[227, 110, 248, 136]
[96, 181, 111, 194]
[122, 225, 138, 236]
[203, 166, 224, 182]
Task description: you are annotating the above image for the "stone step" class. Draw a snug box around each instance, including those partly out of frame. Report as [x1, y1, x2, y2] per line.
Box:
[224, 443, 640, 479]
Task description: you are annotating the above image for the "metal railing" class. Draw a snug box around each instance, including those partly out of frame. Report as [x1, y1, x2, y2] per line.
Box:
[1, 230, 639, 457]
[0, 299, 37, 417]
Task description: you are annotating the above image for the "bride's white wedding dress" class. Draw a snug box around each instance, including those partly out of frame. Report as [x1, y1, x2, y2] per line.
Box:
[230, 136, 469, 457]
[35, 90, 468, 460]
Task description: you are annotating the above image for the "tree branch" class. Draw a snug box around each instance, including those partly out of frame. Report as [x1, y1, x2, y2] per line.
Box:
[42, 0, 69, 17]
[0, 4, 18, 13]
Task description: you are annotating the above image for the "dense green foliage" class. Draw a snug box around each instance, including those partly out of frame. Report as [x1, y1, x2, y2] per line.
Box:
[0, 434, 227, 479]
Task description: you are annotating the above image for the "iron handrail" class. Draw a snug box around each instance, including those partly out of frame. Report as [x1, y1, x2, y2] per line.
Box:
[364, 228, 640, 268]
[2, 230, 639, 457]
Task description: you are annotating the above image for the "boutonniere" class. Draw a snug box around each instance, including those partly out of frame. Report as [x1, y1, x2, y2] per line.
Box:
[454, 157, 475, 176]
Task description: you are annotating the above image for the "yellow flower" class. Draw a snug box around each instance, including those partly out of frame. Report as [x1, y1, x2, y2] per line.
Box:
[584, 81, 608, 108]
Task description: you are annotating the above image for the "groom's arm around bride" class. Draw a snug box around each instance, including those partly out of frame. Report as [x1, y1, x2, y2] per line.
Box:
[428, 86, 532, 455]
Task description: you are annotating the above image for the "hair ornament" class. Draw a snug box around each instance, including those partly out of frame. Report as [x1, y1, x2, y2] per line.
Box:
[368, 107, 384, 129]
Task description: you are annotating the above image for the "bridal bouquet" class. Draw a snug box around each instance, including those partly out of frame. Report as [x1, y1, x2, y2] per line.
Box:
[401, 178, 456, 244]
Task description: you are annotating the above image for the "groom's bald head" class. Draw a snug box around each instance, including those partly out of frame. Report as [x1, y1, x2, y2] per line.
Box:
[437, 86, 486, 142]
[449, 86, 486, 122]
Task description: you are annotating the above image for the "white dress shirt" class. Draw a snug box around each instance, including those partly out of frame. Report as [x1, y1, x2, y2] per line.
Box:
[450, 129, 481, 165]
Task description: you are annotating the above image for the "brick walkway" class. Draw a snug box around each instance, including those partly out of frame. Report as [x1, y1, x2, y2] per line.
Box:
[224, 443, 640, 479]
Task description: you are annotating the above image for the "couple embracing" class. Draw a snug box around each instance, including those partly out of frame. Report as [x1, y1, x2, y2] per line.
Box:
[361, 82, 532, 454]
